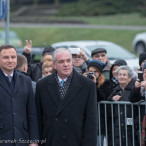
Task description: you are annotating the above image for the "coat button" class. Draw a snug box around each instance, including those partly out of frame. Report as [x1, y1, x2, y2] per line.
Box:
[12, 98, 14, 101]
[55, 118, 58, 121]
[64, 118, 68, 123]
[14, 126, 16, 130]
[62, 135, 66, 139]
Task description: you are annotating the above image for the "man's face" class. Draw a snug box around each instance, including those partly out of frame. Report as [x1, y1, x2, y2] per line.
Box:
[53, 51, 73, 79]
[92, 52, 107, 64]
[72, 54, 84, 67]
[0, 48, 17, 75]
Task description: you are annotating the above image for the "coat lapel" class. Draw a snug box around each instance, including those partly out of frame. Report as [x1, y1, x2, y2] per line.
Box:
[13, 72, 21, 96]
[0, 74, 12, 96]
[56, 70, 81, 116]
[47, 75, 62, 107]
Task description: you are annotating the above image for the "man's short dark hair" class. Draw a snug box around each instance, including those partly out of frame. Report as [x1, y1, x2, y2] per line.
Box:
[0, 44, 17, 52]
[16, 55, 27, 70]
[42, 46, 55, 56]
[91, 48, 107, 57]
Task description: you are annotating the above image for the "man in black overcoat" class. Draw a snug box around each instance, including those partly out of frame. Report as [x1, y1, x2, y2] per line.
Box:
[35, 48, 98, 146]
[0, 45, 39, 146]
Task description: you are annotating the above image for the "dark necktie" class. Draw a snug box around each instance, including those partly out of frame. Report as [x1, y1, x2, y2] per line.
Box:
[7, 76, 12, 83]
[7, 76, 14, 93]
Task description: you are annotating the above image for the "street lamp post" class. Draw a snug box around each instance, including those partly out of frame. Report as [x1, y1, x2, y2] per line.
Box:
[5, 0, 10, 44]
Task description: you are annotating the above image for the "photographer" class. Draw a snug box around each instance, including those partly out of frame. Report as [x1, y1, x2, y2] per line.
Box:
[69, 48, 88, 74]
[84, 60, 111, 146]
[134, 62, 146, 146]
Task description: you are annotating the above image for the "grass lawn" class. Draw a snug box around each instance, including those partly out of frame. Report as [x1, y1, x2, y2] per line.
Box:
[45, 13, 146, 25]
[7, 28, 145, 54]
[80, 13, 146, 25]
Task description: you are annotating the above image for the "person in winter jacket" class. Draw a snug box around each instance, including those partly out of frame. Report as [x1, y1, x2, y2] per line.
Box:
[109, 59, 127, 90]
[85, 60, 111, 146]
[22, 40, 55, 81]
[69, 48, 88, 74]
[133, 62, 146, 146]
[42, 55, 53, 78]
[16, 54, 36, 94]
[91, 48, 111, 80]
[108, 65, 141, 146]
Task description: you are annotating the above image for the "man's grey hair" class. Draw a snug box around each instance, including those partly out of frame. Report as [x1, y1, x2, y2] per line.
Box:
[117, 65, 134, 78]
[52, 48, 72, 63]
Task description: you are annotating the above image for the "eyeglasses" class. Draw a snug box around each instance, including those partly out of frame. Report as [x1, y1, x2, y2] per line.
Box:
[72, 55, 81, 59]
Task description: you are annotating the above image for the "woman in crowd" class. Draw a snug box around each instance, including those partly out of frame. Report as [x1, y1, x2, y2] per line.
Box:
[108, 65, 141, 146]
[84, 60, 110, 146]
[107, 59, 127, 146]
[42, 55, 53, 77]
[109, 59, 127, 91]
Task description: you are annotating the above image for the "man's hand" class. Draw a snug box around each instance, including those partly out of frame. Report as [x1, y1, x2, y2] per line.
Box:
[29, 143, 38, 146]
[112, 95, 121, 101]
[140, 80, 146, 89]
[80, 48, 88, 61]
[135, 78, 141, 89]
[24, 40, 32, 54]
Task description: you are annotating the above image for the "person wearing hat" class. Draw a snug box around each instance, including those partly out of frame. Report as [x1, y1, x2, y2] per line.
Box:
[91, 48, 111, 80]
[109, 59, 127, 91]
[22, 40, 55, 81]
[85, 60, 111, 146]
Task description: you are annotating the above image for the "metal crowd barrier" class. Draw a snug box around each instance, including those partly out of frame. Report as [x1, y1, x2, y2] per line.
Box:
[97, 101, 146, 146]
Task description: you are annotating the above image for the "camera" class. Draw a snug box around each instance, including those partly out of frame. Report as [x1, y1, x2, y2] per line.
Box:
[138, 72, 143, 82]
[86, 72, 95, 80]
[69, 48, 80, 55]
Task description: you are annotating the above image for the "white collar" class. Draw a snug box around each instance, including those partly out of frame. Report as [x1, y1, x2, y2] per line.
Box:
[4, 72, 14, 77]
[57, 75, 67, 82]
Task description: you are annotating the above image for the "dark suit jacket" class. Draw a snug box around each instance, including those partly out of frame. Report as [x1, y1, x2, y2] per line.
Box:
[0, 70, 39, 146]
[36, 69, 98, 146]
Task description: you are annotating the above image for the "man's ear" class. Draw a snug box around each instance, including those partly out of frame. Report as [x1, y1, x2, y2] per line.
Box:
[23, 65, 27, 72]
[53, 62, 56, 70]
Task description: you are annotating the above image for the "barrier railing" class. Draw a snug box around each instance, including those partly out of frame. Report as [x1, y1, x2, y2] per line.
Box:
[97, 101, 146, 146]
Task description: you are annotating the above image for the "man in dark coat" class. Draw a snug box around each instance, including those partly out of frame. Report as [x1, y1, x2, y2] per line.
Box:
[0, 45, 39, 146]
[35, 48, 98, 146]
[16, 54, 36, 94]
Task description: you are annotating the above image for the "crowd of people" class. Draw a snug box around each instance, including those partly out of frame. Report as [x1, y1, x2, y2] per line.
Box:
[0, 40, 146, 146]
